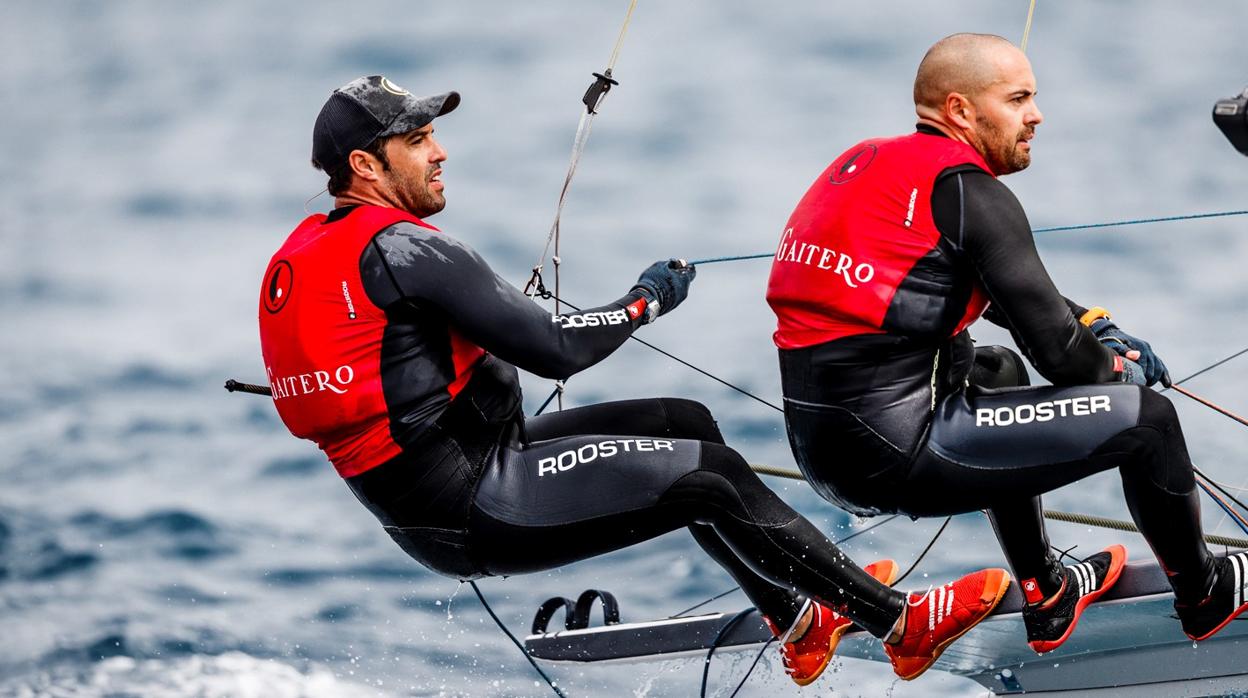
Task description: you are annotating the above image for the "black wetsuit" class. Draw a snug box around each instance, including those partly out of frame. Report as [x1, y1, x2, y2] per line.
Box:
[300, 207, 908, 635]
[777, 127, 1215, 602]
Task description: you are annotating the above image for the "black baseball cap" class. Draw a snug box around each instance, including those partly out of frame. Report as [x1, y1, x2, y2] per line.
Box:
[312, 75, 459, 172]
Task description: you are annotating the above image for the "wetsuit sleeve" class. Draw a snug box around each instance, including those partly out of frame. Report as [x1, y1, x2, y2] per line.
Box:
[983, 296, 1088, 327]
[363, 222, 642, 380]
[932, 168, 1119, 385]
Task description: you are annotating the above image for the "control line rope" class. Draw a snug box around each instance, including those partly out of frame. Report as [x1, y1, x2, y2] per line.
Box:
[1169, 383, 1248, 429]
[469, 581, 569, 698]
[747, 463, 1248, 548]
[524, 0, 639, 412]
[669, 514, 902, 619]
[1197, 478, 1248, 538]
[527, 295, 785, 415]
[688, 208, 1248, 266]
[1020, 0, 1038, 53]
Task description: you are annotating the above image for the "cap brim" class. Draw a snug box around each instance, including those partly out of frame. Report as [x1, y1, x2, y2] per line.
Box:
[379, 91, 460, 137]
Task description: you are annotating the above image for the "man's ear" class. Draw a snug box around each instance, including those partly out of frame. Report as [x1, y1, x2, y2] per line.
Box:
[348, 149, 382, 182]
[946, 92, 975, 130]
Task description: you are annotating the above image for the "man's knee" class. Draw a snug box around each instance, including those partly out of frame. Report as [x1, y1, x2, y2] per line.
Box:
[657, 397, 725, 444]
[971, 345, 1031, 388]
[664, 443, 793, 527]
[1136, 386, 1180, 429]
[1108, 387, 1193, 493]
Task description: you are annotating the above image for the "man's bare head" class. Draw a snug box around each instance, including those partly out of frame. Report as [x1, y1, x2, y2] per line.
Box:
[913, 33, 1042, 175]
[914, 33, 1018, 109]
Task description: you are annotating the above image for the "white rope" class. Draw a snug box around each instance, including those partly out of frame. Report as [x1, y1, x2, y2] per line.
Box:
[1020, 0, 1037, 52]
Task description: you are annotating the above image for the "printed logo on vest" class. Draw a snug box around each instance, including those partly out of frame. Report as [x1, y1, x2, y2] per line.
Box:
[829, 144, 877, 184]
[904, 187, 919, 227]
[341, 280, 357, 320]
[774, 227, 876, 289]
[266, 364, 356, 400]
[263, 260, 294, 313]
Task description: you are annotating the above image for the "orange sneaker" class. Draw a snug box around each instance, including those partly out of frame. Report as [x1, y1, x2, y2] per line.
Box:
[764, 559, 900, 686]
[884, 567, 1011, 681]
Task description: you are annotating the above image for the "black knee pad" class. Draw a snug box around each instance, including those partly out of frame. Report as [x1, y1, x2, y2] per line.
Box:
[657, 398, 725, 444]
[1137, 388, 1194, 492]
[971, 345, 1031, 388]
[1099, 387, 1194, 494]
[663, 443, 795, 528]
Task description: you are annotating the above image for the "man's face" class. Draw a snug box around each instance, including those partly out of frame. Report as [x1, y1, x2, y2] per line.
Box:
[380, 124, 448, 217]
[966, 50, 1043, 175]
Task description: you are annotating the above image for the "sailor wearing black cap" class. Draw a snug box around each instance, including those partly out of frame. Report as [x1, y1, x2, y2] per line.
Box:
[254, 75, 1010, 685]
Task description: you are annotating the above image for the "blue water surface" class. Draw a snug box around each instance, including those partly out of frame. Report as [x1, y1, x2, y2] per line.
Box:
[4, 1, 1248, 695]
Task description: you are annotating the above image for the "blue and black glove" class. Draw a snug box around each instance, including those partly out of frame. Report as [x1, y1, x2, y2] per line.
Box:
[1081, 307, 1167, 386]
[632, 259, 696, 323]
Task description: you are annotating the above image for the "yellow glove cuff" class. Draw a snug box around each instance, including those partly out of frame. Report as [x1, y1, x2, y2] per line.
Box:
[1079, 306, 1113, 328]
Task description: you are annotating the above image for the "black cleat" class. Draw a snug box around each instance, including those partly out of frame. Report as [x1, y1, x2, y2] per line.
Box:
[1023, 545, 1126, 653]
[1176, 551, 1248, 641]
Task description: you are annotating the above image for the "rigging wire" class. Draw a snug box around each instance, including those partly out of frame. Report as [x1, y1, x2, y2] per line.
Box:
[747, 463, 1248, 547]
[699, 608, 758, 698]
[1020, 0, 1038, 53]
[1169, 383, 1248, 429]
[699, 515, 950, 697]
[1163, 348, 1248, 535]
[470, 581, 569, 698]
[1197, 479, 1248, 537]
[728, 639, 776, 698]
[669, 514, 902, 619]
[688, 208, 1248, 266]
[1197, 467, 1248, 539]
[687, 514, 901, 696]
[472, 7, 643, 695]
[1162, 346, 1248, 388]
[893, 516, 953, 586]
[524, 0, 639, 411]
[526, 294, 785, 415]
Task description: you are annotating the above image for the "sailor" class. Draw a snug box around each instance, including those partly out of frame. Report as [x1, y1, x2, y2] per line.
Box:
[767, 33, 1248, 651]
[256, 75, 1009, 685]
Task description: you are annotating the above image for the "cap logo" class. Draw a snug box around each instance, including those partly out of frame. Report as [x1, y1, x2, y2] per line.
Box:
[380, 77, 410, 96]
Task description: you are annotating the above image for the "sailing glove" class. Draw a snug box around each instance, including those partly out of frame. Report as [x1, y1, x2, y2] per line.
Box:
[632, 259, 696, 323]
[1089, 318, 1167, 386]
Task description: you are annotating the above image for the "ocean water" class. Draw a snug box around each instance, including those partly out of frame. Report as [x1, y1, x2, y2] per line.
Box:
[4, 1, 1248, 695]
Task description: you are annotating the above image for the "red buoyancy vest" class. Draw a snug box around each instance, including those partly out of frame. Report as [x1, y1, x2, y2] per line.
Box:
[767, 133, 994, 350]
[258, 205, 484, 478]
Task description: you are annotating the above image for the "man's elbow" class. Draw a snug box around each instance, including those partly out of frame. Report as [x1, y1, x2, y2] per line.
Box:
[1033, 350, 1109, 386]
[527, 353, 582, 381]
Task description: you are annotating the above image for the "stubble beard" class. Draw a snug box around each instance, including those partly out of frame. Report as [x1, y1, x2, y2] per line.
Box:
[975, 115, 1033, 175]
[391, 164, 446, 218]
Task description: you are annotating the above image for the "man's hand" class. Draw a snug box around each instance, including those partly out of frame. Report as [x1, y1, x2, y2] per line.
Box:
[1090, 318, 1167, 386]
[632, 259, 696, 323]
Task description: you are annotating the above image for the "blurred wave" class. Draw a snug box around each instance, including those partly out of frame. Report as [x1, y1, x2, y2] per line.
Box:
[4, 1, 1248, 696]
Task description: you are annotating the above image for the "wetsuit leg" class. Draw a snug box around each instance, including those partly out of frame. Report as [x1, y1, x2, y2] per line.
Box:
[525, 397, 726, 444]
[967, 347, 1066, 594]
[897, 383, 1215, 601]
[987, 496, 1064, 597]
[470, 430, 905, 637]
[524, 398, 805, 626]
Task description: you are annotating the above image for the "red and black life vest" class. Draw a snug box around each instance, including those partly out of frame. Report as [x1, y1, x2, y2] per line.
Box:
[766, 133, 994, 350]
[258, 206, 484, 477]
